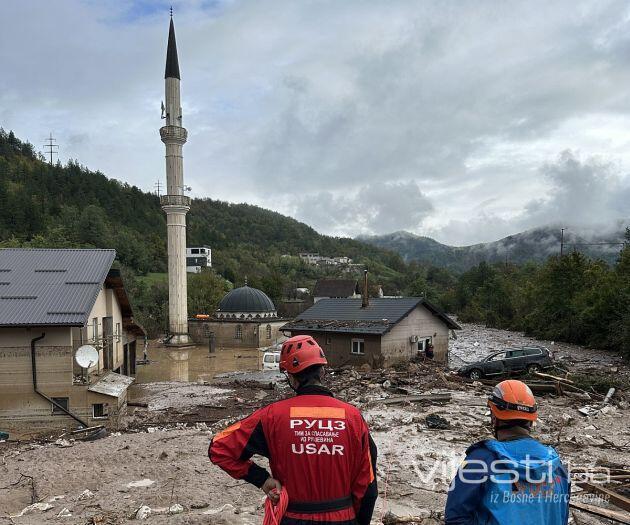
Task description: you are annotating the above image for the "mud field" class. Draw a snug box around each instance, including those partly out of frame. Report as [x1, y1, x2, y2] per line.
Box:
[1, 323, 629, 524]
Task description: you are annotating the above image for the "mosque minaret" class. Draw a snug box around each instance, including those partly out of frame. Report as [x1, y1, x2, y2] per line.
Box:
[160, 13, 192, 345]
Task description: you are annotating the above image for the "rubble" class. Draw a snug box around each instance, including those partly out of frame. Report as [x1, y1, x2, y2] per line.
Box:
[425, 414, 450, 430]
[0, 322, 627, 524]
[11, 502, 54, 517]
[126, 479, 155, 488]
[168, 503, 184, 514]
[78, 489, 95, 500]
[134, 505, 152, 519]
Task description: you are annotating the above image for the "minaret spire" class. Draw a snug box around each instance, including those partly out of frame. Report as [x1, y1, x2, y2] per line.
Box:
[160, 13, 192, 346]
[165, 15, 180, 80]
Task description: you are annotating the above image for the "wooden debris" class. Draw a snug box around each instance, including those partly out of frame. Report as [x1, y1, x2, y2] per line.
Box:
[534, 371, 575, 384]
[373, 393, 452, 406]
[570, 500, 630, 524]
[603, 387, 616, 405]
[577, 482, 630, 512]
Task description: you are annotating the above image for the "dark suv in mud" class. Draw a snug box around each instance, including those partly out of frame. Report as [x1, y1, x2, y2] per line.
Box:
[457, 346, 553, 380]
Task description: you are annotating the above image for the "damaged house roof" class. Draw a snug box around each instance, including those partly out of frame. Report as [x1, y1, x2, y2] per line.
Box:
[0, 249, 143, 334]
[312, 279, 359, 298]
[284, 297, 461, 335]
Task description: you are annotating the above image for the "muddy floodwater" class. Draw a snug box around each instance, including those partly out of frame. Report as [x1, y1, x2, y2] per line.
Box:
[134, 342, 264, 384]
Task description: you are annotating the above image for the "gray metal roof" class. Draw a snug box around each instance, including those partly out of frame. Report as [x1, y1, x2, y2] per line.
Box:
[0, 249, 116, 327]
[218, 285, 276, 313]
[88, 371, 135, 398]
[284, 297, 460, 335]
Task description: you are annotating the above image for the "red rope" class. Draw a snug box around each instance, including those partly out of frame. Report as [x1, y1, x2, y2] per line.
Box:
[263, 487, 289, 525]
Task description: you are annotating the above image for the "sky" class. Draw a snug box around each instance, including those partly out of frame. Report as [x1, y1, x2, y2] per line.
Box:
[1, 0, 630, 246]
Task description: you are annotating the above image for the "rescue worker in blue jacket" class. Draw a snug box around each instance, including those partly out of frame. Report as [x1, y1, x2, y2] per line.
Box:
[445, 380, 570, 525]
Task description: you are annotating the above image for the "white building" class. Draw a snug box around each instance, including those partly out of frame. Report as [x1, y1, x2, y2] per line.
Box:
[186, 246, 212, 273]
[299, 253, 322, 265]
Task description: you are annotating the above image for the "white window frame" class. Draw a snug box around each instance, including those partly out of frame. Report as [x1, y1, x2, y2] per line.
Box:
[351, 338, 365, 355]
[92, 403, 108, 419]
[417, 336, 433, 354]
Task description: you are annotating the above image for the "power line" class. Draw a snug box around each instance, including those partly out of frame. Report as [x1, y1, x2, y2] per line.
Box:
[43, 132, 59, 165]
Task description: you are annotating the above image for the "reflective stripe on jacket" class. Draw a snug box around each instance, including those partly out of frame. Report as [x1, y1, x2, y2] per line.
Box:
[209, 385, 378, 525]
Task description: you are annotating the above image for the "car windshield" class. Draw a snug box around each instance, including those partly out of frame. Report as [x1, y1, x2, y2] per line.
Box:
[486, 352, 506, 361]
[263, 355, 274, 363]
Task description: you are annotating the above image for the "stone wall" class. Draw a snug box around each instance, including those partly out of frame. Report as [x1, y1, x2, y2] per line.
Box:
[189, 320, 287, 349]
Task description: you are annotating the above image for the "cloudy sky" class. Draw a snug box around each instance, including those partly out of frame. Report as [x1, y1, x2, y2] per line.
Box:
[1, 0, 630, 246]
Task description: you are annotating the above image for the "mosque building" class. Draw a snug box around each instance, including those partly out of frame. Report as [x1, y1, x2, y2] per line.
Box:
[188, 283, 288, 349]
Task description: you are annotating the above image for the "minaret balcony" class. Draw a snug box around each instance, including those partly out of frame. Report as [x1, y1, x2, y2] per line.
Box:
[160, 125, 188, 145]
[160, 194, 191, 207]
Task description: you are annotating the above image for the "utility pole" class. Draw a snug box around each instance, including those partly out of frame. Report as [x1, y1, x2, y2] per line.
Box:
[43, 133, 59, 165]
[560, 228, 565, 256]
[154, 180, 162, 197]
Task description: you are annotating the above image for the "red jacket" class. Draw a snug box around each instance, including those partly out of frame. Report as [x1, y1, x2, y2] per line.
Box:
[209, 385, 378, 525]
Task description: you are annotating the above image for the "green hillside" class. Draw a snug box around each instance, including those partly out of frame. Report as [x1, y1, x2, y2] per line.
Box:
[0, 129, 413, 333]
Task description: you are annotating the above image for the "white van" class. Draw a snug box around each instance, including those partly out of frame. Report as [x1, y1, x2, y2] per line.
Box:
[262, 351, 281, 371]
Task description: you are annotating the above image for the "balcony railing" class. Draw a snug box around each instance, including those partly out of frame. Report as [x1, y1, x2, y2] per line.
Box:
[160, 194, 191, 207]
[159, 125, 188, 144]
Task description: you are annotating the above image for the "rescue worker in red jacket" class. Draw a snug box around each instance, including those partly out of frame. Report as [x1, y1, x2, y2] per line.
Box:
[209, 335, 378, 525]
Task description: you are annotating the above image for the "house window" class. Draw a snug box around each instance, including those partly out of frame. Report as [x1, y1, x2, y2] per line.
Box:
[235, 324, 243, 340]
[116, 323, 121, 340]
[92, 317, 98, 341]
[266, 324, 272, 339]
[92, 403, 108, 419]
[326, 336, 332, 345]
[52, 397, 69, 415]
[351, 339, 365, 355]
[191, 248, 199, 254]
[417, 337, 433, 354]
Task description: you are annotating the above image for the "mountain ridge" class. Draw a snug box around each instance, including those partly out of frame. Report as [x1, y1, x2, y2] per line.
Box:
[359, 226, 627, 272]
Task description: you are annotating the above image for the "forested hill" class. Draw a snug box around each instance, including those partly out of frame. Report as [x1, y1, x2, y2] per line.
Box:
[361, 227, 626, 272]
[0, 129, 406, 288]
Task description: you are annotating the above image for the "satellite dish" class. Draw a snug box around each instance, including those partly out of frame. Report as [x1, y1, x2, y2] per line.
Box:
[75, 345, 99, 369]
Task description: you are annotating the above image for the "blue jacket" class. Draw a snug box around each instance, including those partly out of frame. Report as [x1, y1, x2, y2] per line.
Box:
[445, 437, 570, 525]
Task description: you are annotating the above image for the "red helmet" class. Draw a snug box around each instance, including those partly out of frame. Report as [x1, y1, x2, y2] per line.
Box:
[488, 380, 538, 422]
[280, 335, 327, 374]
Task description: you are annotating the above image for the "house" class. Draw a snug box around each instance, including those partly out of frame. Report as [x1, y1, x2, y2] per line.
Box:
[313, 279, 360, 303]
[299, 253, 322, 265]
[282, 297, 460, 367]
[188, 284, 287, 349]
[0, 249, 145, 437]
[186, 246, 212, 273]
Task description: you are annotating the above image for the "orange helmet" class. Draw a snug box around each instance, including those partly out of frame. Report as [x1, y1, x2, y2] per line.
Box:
[488, 380, 537, 422]
[280, 335, 327, 374]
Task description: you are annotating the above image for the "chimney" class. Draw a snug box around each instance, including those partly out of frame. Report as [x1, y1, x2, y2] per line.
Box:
[362, 269, 369, 308]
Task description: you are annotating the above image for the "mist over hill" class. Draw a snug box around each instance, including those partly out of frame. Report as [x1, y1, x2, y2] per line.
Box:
[360, 226, 627, 272]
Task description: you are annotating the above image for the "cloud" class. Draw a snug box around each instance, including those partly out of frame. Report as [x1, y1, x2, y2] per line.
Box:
[296, 181, 434, 236]
[430, 151, 630, 245]
[2, 1, 630, 245]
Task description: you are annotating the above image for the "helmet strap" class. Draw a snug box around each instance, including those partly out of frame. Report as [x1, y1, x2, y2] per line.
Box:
[284, 372, 299, 394]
